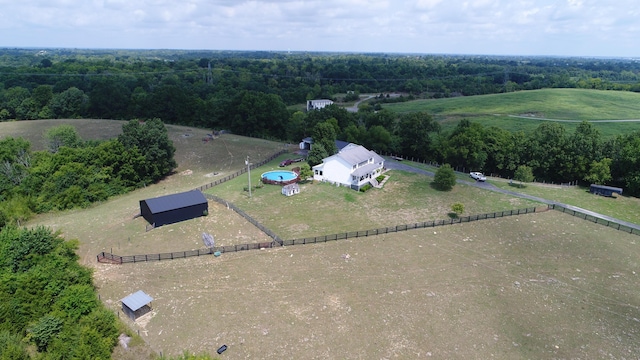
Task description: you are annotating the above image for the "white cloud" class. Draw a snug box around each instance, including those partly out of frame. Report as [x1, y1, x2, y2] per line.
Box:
[0, 0, 637, 56]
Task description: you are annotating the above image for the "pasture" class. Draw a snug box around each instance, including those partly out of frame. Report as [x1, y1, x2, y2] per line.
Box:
[383, 89, 640, 137]
[3, 119, 639, 358]
[488, 178, 640, 225]
[93, 211, 640, 359]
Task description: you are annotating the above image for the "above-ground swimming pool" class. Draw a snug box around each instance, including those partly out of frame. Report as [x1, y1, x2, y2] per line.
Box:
[261, 170, 299, 184]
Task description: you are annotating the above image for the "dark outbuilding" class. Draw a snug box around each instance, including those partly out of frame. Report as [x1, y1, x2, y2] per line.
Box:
[590, 184, 623, 197]
[140, 190, 208, 227]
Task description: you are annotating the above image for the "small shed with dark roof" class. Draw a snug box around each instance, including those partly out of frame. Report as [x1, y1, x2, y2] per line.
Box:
[121, 290, 153, 321]
[140, 190, 208, 227]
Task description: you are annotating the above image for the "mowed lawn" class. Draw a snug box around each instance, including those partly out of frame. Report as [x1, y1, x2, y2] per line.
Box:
[93, 210, 640, 359]
[205, 163, 540, 240]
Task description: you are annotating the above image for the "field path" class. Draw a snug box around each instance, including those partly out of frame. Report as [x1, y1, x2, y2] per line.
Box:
[384, 157, 640, 231]
[507, 114, 640, 123]
[346, 94, 376, 112]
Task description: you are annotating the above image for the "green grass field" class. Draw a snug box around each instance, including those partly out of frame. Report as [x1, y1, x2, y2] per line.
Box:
[3, 119, 640, 359]
[204, 160, 540, 239]
[488, 177, 640, 225]
[383, 89, 640, 137]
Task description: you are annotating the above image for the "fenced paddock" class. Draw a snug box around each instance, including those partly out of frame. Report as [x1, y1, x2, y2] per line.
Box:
[194, 150, 286, 192]
[549, 203, 640, 235]
[97, 206, 546, 264]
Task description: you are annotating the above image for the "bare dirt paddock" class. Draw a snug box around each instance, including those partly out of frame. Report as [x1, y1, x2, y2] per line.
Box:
[95, 210, 640, 359]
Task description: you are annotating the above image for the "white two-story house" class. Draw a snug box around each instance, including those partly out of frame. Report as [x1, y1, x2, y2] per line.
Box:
[312, 143, 385, 190]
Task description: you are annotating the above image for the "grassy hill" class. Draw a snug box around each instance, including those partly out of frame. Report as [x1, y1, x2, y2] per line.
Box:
[383, 89, 640, 137]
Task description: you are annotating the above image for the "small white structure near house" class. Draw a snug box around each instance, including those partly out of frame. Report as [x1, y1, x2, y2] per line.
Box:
[313, 143, 385, 191]
[282, 183, 300, 196]
[307, 99, 333, 111]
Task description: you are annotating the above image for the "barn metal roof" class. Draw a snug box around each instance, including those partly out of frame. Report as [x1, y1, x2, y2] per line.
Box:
[142, 190, 207, 214]
[121, 290, 153, 311]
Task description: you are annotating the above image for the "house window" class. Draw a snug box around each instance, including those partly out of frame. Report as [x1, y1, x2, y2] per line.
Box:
[319, 170, 323, 176]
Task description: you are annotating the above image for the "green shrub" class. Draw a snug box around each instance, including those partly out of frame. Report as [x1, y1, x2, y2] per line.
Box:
[433, 164, 456, 191]
[359, 184, 372, 192]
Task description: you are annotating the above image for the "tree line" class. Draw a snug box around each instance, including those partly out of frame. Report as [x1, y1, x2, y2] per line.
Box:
[2, 49, 640, 127]
[0, 118, 176, 227]
[303, 107, 640, 195]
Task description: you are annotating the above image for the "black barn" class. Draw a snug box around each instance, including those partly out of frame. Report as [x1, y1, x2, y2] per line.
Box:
[140, 190, 208, 227]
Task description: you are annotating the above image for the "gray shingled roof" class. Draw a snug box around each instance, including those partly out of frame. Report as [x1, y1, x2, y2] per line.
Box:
[143, 190, 207, 214]
[337, 144, 383, 166]
[121, 290, 153, 311]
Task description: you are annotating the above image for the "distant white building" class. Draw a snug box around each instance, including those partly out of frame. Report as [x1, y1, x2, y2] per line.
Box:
[307, 99, 333, 111]
[312, 143, 385, 191]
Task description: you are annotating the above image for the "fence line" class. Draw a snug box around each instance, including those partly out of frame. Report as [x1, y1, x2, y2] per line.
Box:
[549, 204, 640, 236]
[194, 149, 287, 192]
[204, 193, 284, 246]
[97, 206, 544, 264]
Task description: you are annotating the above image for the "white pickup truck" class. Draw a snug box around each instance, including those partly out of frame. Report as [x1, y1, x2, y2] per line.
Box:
[469, 172, 487, 182]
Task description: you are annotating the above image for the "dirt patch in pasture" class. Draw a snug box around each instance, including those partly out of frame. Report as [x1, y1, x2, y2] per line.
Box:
[96, 211, 640, 359]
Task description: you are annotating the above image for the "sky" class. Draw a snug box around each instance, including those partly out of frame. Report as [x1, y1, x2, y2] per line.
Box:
[0, 0, 638, 57]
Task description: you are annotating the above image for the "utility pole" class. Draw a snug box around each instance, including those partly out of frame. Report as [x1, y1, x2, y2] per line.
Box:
[245, 156, 251, 198]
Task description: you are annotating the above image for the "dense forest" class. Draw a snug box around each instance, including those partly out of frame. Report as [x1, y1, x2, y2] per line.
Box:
[1, 48, 640, 127]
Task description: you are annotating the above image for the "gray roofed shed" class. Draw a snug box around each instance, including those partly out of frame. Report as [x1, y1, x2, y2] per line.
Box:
[121, 290, 153, 320]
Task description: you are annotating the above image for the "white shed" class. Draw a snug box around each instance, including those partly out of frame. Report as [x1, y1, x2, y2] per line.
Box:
[282, 183, 300, 196]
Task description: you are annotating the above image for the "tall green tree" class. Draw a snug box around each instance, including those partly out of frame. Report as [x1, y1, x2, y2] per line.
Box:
[610, 131, 640, 195]
[443, 119, 487, 171]
[44, 124, 82, 153]
[525, 122, 569, 182]
[396, 112, 439, 161]
[513, 165, 534, 188]
[118, 118, 177, 183]
[307, 142, 328, 167]
[567, 121, 602, 181]
[584, 158, 612, 185]
[50, 87, 88, 118]
[226, 90, 289, 138]
[312, 121, 338, 156]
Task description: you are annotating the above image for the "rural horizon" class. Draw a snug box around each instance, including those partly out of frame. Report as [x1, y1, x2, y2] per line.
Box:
[4, 46, 639, 60]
